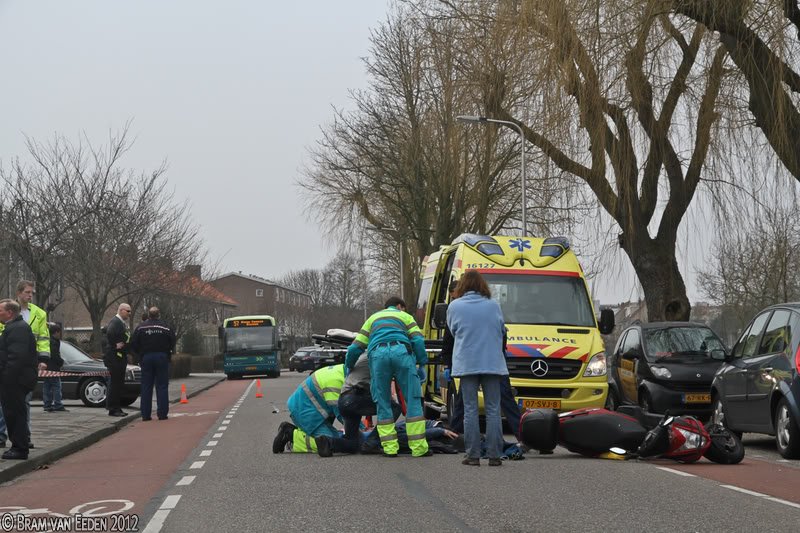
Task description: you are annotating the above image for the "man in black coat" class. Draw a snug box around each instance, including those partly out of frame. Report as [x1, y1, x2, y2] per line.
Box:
[131, 307, 175, 421]
[0, 299, 38, 459]
[104, 303, 132, 417]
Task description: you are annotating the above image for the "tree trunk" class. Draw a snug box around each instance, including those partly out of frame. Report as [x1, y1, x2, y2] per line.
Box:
[621, 234, 691, 321]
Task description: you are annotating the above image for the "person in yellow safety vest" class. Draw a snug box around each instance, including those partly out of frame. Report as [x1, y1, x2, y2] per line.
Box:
[0, 280, 49, 450]
[272, 363, 346, 454]
[345, 296, 431, 458]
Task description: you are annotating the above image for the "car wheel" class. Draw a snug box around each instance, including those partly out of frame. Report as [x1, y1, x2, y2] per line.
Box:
[605, 388, 619, 411]
[775, 397, 800, 459]
[711, 396, 742, 439]
[79, 377, 108, 407]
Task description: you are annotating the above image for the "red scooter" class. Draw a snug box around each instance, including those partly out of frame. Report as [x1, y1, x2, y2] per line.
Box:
[519, 406, 744, 464]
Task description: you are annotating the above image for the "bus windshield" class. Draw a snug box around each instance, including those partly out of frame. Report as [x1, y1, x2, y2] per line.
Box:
[224, 325, 276, 352]
[483, 273, 596, 327]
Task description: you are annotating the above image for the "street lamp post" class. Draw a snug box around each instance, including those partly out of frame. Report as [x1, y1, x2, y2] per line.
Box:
[456, 115, 527, 236]
[363, 225, 405, 302]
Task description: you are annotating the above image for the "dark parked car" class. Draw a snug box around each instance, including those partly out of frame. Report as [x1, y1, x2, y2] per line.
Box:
[711, 303, 800, 459]
[607, 322, 728, 417]
[33, 340, 141, 408]
[288, 346, 341, 372]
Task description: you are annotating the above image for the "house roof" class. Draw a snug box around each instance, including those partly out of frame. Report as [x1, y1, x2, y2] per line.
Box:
[211, 272, 311, 298]
[158, 272, 238, 306]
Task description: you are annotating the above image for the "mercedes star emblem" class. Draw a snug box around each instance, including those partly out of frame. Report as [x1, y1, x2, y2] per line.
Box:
[696, 373, 701, 378]
[531, 359, 549, 377]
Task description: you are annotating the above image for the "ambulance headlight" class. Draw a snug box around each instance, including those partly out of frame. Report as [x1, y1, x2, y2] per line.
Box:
[583, 353, 607, 377]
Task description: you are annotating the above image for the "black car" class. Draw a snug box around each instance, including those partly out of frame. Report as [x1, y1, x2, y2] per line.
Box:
[711, 303, 800, 459]
[607, 321, 728, 416]
[288, 346, 341, 372]
[33, 340, 142, 407]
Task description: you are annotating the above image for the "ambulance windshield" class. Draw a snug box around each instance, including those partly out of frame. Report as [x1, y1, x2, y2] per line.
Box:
[483, 274, 595, 327]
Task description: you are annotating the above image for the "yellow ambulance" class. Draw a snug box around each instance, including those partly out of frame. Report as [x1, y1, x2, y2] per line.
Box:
[415, 234, 615, 419]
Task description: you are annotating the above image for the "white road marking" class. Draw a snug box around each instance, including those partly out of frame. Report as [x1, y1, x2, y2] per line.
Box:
[218, 426, 227, 431]
[176, 476, 195, 486]
[190, 461, 205, 469]
[200, 450, 212, 457]
[226, 415, 234, 418]
[720, 485, 800, 509]
[208, 440, 218, 446]
[161, 495, 182, 510]
[655, 467, 696, 477]
[213, 433, 223, 438]
[143, 510, 170, 533]
[222, 420, 230, 424]
[142, 495, 183, 533]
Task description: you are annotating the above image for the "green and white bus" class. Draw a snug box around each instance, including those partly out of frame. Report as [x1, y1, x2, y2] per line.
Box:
[219, 315, 282, 379]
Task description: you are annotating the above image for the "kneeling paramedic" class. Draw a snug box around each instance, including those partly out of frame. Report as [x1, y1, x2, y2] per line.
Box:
[345, 297, 430, 457]
[273, 363, 346, 455]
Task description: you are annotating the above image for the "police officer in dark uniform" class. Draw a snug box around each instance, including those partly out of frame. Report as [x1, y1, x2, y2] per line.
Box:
[104, 303, 132, 417]
[0, 299, 37, 460]
[131, 307, 176, 421]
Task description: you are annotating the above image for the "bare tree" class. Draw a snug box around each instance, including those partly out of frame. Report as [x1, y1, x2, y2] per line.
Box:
[698, 200, 800, 331]
[58, 138, 203, 351]
[300, 5, 579, 302]
[418, 0, 735, 320]
[671, 0, 800, 180]
[0, 132, 119, 308]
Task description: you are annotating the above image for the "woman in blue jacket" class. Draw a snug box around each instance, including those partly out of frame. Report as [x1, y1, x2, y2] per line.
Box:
[447, 270, 507, 466]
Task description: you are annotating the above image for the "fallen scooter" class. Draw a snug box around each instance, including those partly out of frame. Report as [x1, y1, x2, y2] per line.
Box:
[519, 406, 744, 464]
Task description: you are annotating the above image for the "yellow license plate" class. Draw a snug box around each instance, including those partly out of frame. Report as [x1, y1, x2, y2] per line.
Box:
[520, 399, 561, 409]
[683, 393, 710, 404]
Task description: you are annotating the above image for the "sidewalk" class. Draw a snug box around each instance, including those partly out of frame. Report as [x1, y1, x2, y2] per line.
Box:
[0, 373, 226, 484]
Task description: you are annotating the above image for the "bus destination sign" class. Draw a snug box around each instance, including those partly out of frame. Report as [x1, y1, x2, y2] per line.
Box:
[230, 319, 269, 328]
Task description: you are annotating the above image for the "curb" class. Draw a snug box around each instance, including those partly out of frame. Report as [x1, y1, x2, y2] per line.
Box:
[0, 376, 226, 485]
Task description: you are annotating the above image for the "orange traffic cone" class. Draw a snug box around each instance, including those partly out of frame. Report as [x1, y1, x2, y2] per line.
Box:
[255, 379, 264, 398]
[179, 383, 189, 404]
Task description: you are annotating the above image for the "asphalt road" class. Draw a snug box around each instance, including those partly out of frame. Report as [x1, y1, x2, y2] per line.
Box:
[144, 373, 800, 533]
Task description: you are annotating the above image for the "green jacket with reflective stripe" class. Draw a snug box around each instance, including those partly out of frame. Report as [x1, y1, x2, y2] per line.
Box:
[286, 364, 345, 430]
[345, 306, 426, 369]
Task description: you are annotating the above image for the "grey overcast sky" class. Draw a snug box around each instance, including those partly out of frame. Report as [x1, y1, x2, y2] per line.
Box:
[0, 0, 720, 306]
[0, 0, 390, 282]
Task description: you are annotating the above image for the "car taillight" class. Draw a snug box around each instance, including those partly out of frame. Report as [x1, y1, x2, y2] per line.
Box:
[795, 343, 800, 374]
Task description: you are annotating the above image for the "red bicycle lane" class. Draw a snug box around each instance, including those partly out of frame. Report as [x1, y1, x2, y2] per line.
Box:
[654, 456, 800, 506]
[0, 379, 248, 523]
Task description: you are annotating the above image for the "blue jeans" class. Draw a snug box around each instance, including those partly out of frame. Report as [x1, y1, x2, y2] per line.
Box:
[140, 352, 170, 419]
[450, 374, 522, 438]
[460, 374, 503, 460]
[43, 378, 64, 410]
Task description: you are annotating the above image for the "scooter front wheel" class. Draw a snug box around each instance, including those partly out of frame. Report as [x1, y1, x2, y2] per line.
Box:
[704, 424, 745, 464]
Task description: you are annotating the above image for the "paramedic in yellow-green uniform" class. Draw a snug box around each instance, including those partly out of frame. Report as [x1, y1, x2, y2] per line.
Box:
[345, 297, 430, 458]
